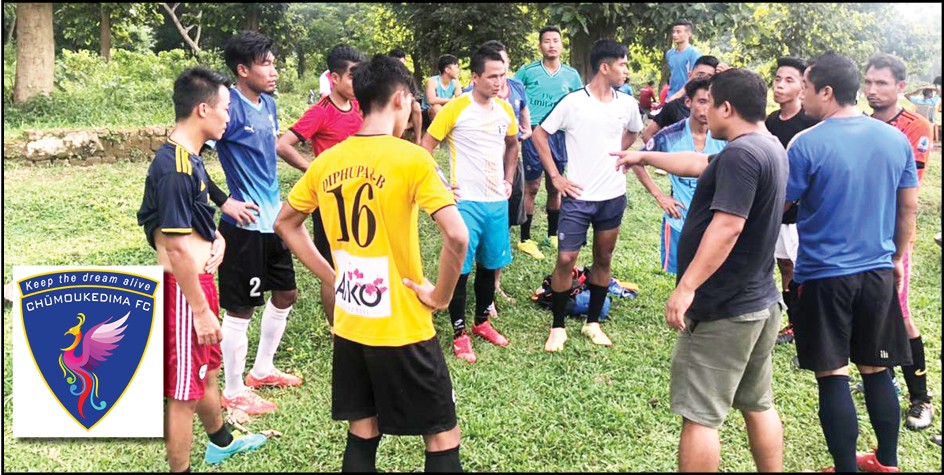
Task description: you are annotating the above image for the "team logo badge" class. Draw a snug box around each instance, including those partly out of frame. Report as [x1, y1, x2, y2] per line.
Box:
[19, 270, 158, 431]
[917, 136, 930, 154]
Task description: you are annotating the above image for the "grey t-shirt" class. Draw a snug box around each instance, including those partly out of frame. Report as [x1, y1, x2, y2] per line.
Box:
[676, 132, 787, 321]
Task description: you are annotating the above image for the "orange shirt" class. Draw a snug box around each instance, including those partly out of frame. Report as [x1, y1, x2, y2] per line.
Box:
[886, 108, 932, 243]
[887, 108, 932, 183]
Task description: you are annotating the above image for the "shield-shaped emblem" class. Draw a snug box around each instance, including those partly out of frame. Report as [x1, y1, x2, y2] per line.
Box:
[19, 270, 158, 431]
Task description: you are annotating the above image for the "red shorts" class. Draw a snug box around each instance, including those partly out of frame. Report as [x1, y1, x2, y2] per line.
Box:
[164, 272, 222, 401]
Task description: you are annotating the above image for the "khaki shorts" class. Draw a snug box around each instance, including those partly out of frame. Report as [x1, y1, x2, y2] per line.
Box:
[670, 302, 783, 429]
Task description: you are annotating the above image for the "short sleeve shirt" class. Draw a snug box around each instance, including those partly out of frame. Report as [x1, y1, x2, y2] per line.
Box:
[666, 45, 702, 98]
[213, 88, 281, 233]
[515, 61, 584, 125]
[541, 88, 644, 201]
[289, 97, 363, 157]
[137, 142, 217, 249]
[786, 116, 918, 283]
[886, 108, 933, 183]
[765, 109, 819, 149]
[287, 136, 456, 347]
[426, 93, 518, 202]
[677, 132, 787, 321]
[644, 118, 727, 213]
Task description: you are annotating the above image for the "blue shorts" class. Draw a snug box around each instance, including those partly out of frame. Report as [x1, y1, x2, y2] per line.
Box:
[660, 215, 685, 274]
[557, 195, 626, 252]
[522, 130, 568, 181]
[458, 200, 513, 274]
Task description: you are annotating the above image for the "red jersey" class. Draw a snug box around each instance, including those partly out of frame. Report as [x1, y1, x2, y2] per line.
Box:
[887, 108, 932, 184]
[289, 96, 363, 157]
[639, 86, 655, 109]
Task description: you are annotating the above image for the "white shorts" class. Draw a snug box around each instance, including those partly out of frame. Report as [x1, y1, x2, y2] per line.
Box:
[774, 223, 798, 262]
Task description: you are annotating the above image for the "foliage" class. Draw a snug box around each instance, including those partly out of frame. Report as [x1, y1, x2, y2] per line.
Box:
[388, 3, 537, 82]
[54, 3, 163, 54]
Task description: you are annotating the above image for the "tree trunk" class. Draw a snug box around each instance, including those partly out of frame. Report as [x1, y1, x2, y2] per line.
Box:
[296, 47, 305, 78]
[568, 23, 618, 84]
[13, 3, 54, 104]
[161, 3, 201, 57]
[100, 5, 111, 62]
[244, 6, 259, 32]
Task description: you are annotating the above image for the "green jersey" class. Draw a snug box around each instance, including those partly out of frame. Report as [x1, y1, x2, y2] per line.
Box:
[514, 61, 583, 126]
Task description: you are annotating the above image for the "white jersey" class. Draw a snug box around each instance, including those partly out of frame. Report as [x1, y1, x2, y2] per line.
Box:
[426, 93, 519, 202]
[541, 87, 644, 201]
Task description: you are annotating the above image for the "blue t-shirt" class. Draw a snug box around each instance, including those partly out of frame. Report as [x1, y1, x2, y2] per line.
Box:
[786, 116, 918, 283]
[613, 83, 633, 96]
[644, 118, 726, 228]
[212, 88, 282, 233]
[515, 61, 583, 125]
[665, 45, 701, 98]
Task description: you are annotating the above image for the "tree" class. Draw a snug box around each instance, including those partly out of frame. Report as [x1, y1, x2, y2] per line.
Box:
[161, 2, 203, 56]
[13, 3, 54, 104]
[3, 3, 15, 45]
[55, 3, 162, 61]
[388, 3, 535, 87]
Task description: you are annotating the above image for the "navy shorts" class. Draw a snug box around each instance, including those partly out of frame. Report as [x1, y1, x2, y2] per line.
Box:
[522, 130, 567, 181]
[557, 195, 627, 251]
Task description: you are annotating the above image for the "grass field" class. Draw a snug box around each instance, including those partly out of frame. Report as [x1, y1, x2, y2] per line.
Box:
[2, 146, 941, 472]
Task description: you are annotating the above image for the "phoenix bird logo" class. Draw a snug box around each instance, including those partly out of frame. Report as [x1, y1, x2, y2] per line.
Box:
[57, 311, 129, 420]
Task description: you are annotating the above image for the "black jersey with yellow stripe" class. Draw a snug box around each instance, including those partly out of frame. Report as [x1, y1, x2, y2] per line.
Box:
[137, 141, 217, 249]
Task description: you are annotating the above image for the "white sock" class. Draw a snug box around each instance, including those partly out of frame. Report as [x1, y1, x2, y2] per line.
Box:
[250, 299, 291, 378]
[220, 313, 250, 399]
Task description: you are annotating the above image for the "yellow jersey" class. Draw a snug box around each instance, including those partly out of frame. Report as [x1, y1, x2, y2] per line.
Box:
[287, 135, 456, 346]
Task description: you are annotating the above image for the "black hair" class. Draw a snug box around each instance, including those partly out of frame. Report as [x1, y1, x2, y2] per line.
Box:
[353, 54, 418, 116]
[672, 20, 694, 33]
[470, 45, 504, 76]
[865, 53, 907, 82]
[589, 39, 627, 73]
[694, 55, 719, 70]
[327, 44, 366, 75]
[173, 67, 230, 121]
[437, 54, 459, 74]
[934, 75, 941, 86]
[480, 40, 506, 53]
[776, 56, 808, 76]
[684, 77, 711, 100]
[708, 69, 767, 122]
[647, 80, 655, 86]
[539, 25, 562, 42]
[807, 52, 860, 106]
[388, 48, 407, 59]
[223, 31, 275, 76]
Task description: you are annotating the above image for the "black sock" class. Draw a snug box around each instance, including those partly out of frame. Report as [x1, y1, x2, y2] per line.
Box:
[547, 208, 560, 236]
[425, 445, 462, 472]
[521, 214, 533, 242]
[172, 467, 191, 473]
[552, 290, 569, 329]
[862, 370, 901, 467]
[816, 375, 858, 472]
[586, 283, 608, 324]
[207, 422, 234, 448]
[342, 432, 381, 472]
[902, 336, 929, 403]
[473, 267, 496, 326]
[449, 274, 470, 338]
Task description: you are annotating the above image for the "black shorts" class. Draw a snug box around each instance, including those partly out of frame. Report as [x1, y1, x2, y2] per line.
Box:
[508, 159, 526, 226]
[332, 335, 457, 436]
[793, 268, 911, 372]
[218, 220, 297, 311]
[311, 208, 335, 268]
[557, 195, 627, 251]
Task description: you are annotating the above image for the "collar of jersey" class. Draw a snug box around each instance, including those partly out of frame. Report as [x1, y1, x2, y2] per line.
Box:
[232, 87, 266, 111]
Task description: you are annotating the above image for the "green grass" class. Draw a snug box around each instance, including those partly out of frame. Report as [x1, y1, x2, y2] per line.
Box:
[3, 148, 941, 472]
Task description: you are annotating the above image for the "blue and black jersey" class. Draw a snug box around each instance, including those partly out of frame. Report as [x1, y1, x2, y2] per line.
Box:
[137, 141, 217, 249]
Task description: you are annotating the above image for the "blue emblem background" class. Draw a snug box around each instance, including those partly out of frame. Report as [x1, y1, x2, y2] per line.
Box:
[20, 271, 156, 431]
